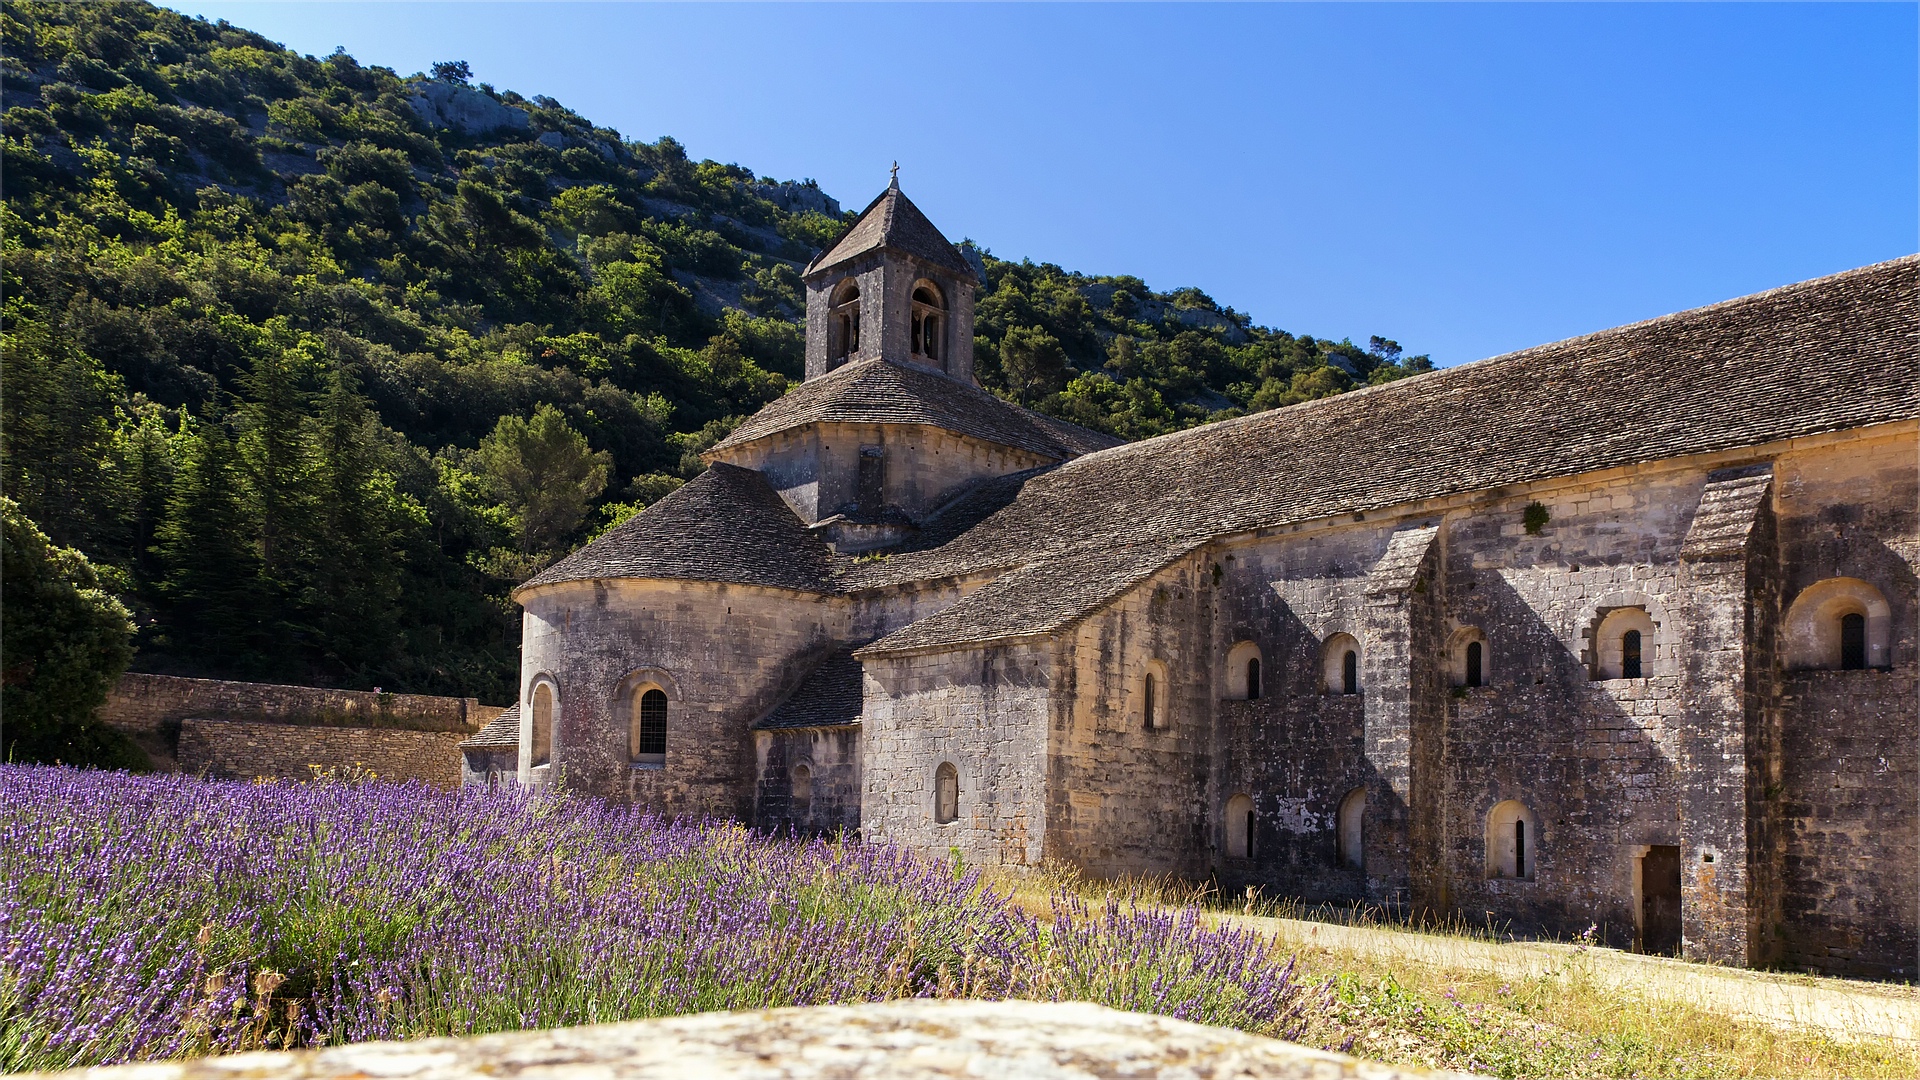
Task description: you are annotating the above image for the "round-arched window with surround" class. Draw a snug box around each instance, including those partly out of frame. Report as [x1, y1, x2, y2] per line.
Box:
[1485, 800, 1539, 880]
[1226, 641, 1263, 701]
[1783, 577, 1892, 671]
[1322, 633, 1361, 695]
[527, 677, 558, 769]
[910, 279, 945, 365]
[1449, 627, 1489, 688]
[830, 278, 861, 360]
[1590, 607, 1658, 681]
[616, 670, 677, 768]
[1224, 793, 1254, 859]
[934, 762, 959, 824]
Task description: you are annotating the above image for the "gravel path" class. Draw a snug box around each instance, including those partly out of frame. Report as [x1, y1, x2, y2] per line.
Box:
[1214, 912, 1920, 1042]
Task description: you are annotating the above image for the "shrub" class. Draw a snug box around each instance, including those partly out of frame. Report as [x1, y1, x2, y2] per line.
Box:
[0, 500, 143, 769]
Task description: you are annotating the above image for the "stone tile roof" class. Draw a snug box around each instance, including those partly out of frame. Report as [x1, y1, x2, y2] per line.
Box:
[516, 463, 834, 596]
[707, 358, 1122, 460]
[522, 257, 1917, 648]
[754, 648, 864, 729]
[459, 704, 519, 750]
[804, 181, 976, 280]
[856, 540, 1202, 656]
[855, 256, 1917, 649]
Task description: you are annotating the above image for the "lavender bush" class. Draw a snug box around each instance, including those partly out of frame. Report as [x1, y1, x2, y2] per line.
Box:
[0, 767, 1311, 1072]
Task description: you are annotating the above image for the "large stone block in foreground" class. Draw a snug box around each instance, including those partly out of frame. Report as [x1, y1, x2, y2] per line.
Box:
[48, 1000, 1477, 1080]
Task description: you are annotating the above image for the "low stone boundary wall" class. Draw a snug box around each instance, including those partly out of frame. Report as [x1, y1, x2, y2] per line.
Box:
[104, 673, 500, 735]
[36, 999, 1474, 1079]
[100, 673, 506, 785]
[177, 719, 470, 789]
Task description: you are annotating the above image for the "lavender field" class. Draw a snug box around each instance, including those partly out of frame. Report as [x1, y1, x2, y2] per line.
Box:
[0, 767, 1309, 1072]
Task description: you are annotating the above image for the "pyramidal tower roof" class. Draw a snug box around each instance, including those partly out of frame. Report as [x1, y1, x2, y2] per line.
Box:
[803, 173, 976, 281]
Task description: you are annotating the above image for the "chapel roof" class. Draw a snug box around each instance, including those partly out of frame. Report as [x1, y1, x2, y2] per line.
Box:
[803, 180, 977, 281]
[516, 462, 834, 596]
[854, 254, 1919, 653]
[459, 704, 520, 750]
[754, 648, 865, 730]
[706, 357, 1123, 460]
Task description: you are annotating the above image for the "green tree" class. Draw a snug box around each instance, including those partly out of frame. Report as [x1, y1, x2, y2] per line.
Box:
[307, 362, 413, 674]
[154, 417, 267, 667]
[999, 324, 1070, 404]
[0, 498, 144, 769]
[478, 404, 611, 554]
[0, 301, 123, 554]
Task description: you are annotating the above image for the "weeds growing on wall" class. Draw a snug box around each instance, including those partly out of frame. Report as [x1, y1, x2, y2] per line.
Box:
[0, 767, 1313, 1072]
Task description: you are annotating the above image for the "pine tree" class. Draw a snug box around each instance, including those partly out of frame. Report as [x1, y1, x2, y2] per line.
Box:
[308, 362, 406, 677]
[153, 417, 268, 668]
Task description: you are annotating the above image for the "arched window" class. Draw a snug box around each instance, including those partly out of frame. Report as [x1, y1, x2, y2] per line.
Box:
[1322, 634, 1361, 695]
[1450, 627, 1488, 689]
[1225, 794, 1254, 858]
[1337, 787, 1366, 870]
[910, 280, 945, 364]
[1784, 578, 1892, 671]
[1486, 800, 1538, 880]
[790, 763, 812, 826]
[629, 687, 667, 765]
[1592, 607, 1657, 680]
[830, 279, 860, 360]
[934, 762, 959, 824]
[1141, 660, 1169, 730]
[1225, 641, 1262, 701]
[530, 680, 555, 768]
[1841, 613, 1866, 670]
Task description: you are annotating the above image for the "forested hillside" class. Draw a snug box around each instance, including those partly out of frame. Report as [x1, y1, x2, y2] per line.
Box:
[0, 1, 1431, 700]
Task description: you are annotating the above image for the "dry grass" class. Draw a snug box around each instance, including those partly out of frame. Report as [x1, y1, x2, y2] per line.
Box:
[987, 862, 1920, 1079]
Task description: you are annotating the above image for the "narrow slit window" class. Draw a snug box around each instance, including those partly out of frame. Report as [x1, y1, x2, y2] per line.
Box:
[934, 762, 958, 824]
[1465, 641, 1483, 688]
[1342, 650, 1358, 695]
[1840, 612, 1867, 670]
[1144, 673, 1157, 730]
[1515, 820, 1527, 879]
[1246, 658, 1261, 701]
[1622, 630, 1642, 679]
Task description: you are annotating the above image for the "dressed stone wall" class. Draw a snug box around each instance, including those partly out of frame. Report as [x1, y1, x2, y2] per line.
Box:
[753, 725, 861, 835]
[1050, 552, 1214, 878]
[1191, 428, 1917, 973]
[859, 642, 1052, 866]
[518, 578, 843, 815]
[1770, 427, 1919, 978]
[710, 422, 1053, 526]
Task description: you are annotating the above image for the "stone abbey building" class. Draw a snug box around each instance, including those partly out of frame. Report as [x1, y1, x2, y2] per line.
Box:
[462, 180, 1919, 979]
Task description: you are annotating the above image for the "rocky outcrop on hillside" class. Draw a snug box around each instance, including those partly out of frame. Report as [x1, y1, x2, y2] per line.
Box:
[406, 80, 531, 135]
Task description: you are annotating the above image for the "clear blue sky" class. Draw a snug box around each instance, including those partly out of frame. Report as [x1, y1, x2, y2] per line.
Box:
[167, 2, 1915, 366]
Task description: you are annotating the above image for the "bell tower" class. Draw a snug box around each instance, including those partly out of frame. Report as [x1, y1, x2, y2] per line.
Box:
[801, 171, 978, 383]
